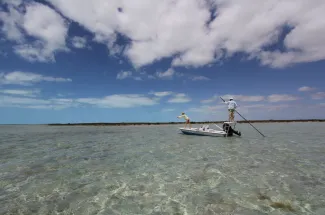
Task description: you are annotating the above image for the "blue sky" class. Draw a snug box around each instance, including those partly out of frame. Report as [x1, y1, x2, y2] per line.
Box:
[0, 0, 325, 124]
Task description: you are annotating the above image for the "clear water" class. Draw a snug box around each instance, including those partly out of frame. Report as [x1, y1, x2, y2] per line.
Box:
[0, 123, 325, 215]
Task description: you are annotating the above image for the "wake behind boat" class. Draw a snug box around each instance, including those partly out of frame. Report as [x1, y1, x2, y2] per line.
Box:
[179, 122, 241, 137]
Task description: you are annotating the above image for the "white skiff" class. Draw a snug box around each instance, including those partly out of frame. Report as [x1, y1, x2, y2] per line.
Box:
[179, 122, 239, 137]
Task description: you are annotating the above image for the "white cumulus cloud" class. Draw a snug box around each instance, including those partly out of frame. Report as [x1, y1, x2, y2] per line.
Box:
[76, 94, 158, 108]
[71, 36, 87, 49]
[0, 96, 78, 110]
[187, 105, 224, 113]
[0, 89, 40, 97]
[0, 1, 69, 62]
[167, 93, 191, 103]
[116, 71, 132, 80]
[190, 76, 210, 81]
[311, 92, 325, 100]
[35, 0, 325, 69]
[202, 93, 303, 103]
[156, 68, 175, 79]
[298, 86, 316, 92]
[0, 71, 71, 85]
[3, 1, 324, 68]
[116, 71, 142, 80]
[149, 91, 173, 97]
[0, 93, 159, 109]
[267, 94, 300, 102]
[222, 94, 265, 102]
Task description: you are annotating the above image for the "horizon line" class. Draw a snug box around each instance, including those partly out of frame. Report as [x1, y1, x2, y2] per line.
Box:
[1, 118, 325, 126]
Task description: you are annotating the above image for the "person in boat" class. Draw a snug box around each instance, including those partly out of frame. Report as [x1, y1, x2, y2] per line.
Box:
[223, 97, 238, 122]
[222, 122, 241, 136]
[177, 112, 191, 128]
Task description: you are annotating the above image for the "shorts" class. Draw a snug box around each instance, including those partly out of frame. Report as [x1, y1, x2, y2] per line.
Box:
[228, 109, 235, 113]
[186, 119, 190, 123]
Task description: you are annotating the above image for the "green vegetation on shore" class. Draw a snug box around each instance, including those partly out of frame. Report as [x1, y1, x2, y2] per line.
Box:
[48, 119, 325, 126]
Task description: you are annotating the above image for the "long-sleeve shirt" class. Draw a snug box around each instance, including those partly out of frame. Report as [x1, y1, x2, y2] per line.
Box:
[178, 114, 189, 120]
[224, 100, 237, 110]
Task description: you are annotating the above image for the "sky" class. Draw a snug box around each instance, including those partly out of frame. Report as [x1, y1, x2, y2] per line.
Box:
[0, 0, 325, 124]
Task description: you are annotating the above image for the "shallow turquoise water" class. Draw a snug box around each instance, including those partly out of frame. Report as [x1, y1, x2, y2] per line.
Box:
[0, 123, 325, 215]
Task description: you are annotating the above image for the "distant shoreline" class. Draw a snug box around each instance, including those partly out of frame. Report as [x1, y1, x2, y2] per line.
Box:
[47, 119, 325, 126]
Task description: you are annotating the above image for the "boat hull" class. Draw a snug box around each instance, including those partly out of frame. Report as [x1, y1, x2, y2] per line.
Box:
[179, 128, 226, 137]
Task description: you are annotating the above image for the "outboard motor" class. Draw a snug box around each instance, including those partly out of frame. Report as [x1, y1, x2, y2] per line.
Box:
[222, 122, 241, 136]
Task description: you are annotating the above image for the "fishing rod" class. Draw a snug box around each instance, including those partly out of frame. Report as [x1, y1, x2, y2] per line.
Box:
[220, 97, 266, 137]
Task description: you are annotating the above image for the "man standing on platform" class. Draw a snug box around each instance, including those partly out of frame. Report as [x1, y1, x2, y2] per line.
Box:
[223, 97, 237, 122]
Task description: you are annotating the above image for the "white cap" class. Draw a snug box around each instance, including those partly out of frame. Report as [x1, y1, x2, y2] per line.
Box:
[229, 97, 233, 100]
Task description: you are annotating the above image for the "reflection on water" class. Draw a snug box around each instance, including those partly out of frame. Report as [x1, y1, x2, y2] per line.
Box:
[0, 123, 325, 214]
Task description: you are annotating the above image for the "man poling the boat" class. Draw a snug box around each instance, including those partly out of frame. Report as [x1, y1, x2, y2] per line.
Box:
[220, 96, 266, 137]
[177, 112, 191, 128]
[223, 97, 238, 122]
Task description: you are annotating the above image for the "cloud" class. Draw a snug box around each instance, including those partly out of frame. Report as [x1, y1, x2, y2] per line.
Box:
[222, 94, 265, 102]
[0, 1, 25, 42]
[0, 1, 69, 62]
[162, 108, 175, 112]
[156, 68, 176, 79]
[240, 104, 291, 111]
[167, 93, 191, 103]
[267, 94, 300, 102]
[298, 86, 316, 92]
[71, 36, 87, 49]
[116, 71, 132, 80]
[2, 0, 22, 7]
[122, 68, 185, 81]
[203, 94, 265, 102]
[20, 0, 321, 69]
[236, 95, 265, 102]
[188, 105, 224, 113]
[0, 71, 72, 85]
[311, 92, 325, 100]
[0, 89, 40, 97]
[116, 71, 142, 80]
[0, 96, 78, 110]
[133, 77, 142, 81]
[188, 103, 292, 115]
[202, 93, 302, 104]
[149, 91, 173, 97]
[76, 94, 158, 108]
[153, 68, 185, 80]
[201, 95, 218, 104]
[0, 93, 159, 109]
[190, 76, 210, 81]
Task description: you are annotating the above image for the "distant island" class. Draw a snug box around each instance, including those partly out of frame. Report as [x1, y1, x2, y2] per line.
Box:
[48, 119, 325, 126]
